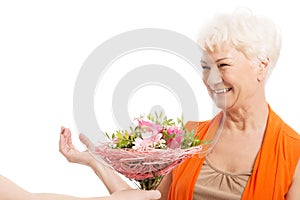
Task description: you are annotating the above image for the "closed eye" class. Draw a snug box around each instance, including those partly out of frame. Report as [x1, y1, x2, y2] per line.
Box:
[219, 63, 230, 68]
[201, 65, 210, 70]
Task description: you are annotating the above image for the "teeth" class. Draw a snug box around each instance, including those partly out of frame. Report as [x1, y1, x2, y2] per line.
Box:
[213, 88, 231, 94]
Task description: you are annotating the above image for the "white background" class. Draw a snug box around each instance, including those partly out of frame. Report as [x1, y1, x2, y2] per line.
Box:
[0, 0, 299, 197]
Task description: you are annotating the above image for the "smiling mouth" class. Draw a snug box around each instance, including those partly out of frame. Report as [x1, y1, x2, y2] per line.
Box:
[212, 88, 232, 94]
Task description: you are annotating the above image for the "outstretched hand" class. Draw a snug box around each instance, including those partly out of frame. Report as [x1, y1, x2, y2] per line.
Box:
[59, 127, 133, 194]
[59, 127, 95, 166]
[109, 189, 161, 200]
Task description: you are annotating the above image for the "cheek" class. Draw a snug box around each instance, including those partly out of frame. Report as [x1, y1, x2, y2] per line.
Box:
[202, 78, 210, 90]
[202, 79, 215, 100]
[202, 78, 207, 86]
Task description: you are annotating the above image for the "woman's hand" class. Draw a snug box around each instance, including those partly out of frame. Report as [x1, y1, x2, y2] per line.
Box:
[59, 127, 96, 166]
[109, 189, 161, 200]
[59, 127, 132, 194]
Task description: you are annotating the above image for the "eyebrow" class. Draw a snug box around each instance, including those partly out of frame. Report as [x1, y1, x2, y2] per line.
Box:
[201, 57, 231, 64]
[216, 57, 231, 62]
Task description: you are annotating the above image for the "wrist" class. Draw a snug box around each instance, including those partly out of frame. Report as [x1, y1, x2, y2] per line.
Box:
[89, 159, 108, 175]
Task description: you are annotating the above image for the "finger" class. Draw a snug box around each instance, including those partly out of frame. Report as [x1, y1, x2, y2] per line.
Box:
[142, 190, 161, 199]
[62, 127, 71, 137]
[61, 128, 74, 147]
[67, 133, 79, 155]
[79, 133, 88, 146]
[59, 127, 69, 142]
[60, 126, 65, 134]
[79, 133, 94, 150]
[59, 127, 73, 153]
[59, 131, 68, 153]
[59, 127, 66, 148]
[64, 128, 72, 144]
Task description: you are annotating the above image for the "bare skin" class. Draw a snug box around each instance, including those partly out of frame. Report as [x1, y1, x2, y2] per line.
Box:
[59, 127, 132, 194]
[0, 175, 161, 200]
[201, 46, 269, 174]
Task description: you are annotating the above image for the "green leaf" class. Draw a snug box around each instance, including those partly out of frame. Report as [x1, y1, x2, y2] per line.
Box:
[104, 132, 111, 140]
[124, 131, 129, 139]
[177, 117, 181, 124]
[116, 132, 123, 140]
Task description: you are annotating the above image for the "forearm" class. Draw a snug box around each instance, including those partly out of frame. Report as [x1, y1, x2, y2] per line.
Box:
[89, 160, 132, 194]
[157, 173, 172, 200]
[0, 175, 107, 200]
[30, 193, 107, 200]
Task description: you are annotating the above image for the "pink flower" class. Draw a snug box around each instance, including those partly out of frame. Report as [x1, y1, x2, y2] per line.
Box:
[138, 119, 162, 134]
[138, 119, 153, 127]
[132, 132, 163, 150]
[167, 126, 184, 135]
[132, 137, 147, 149]
[166, 126, 184, 148]
[142, 132, 163, 142]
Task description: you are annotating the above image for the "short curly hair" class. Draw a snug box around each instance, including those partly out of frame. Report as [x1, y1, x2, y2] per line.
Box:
[197, 8, 281, 75]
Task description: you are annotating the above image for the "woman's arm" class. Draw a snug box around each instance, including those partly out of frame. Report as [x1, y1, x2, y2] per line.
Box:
[157, 173, 172, 200]
[286, 160, 300, 200]
[85, 157, 132, 194]
[0, 175, 161, 200]
[0, 175, 32, 200]
[59, 127, 131, 193]
[0, 175, 100, 200]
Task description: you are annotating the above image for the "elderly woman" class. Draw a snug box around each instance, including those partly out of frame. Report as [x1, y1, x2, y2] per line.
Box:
[160, 10, 300, 200]
[60, 10, 300, 200]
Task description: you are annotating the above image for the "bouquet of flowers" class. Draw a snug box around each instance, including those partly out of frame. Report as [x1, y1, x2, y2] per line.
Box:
[93, 112, 212, 190]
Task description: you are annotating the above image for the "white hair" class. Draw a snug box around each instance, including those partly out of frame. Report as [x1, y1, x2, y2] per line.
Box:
[197, 8, 282, 74]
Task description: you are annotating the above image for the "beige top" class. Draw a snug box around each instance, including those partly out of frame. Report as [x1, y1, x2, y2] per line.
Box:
[193, 157, 252, 200]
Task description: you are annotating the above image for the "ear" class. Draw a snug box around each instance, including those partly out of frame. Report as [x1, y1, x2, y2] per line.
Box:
[257, 58, 270, 82]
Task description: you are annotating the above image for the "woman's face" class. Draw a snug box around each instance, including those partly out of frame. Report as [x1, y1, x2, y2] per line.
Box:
[201, 44, 261, 111]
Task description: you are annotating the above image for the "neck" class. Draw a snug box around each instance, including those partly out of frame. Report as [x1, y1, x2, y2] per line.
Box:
[223, 100, 269, 134]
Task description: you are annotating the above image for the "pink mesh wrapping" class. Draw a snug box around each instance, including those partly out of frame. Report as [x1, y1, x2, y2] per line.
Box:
[93, 143, 203, 180]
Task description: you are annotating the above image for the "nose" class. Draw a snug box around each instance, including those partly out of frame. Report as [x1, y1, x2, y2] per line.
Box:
[206, 67, 223, 86]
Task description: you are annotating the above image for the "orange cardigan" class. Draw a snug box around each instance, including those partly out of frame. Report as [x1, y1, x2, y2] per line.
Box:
[168, 107, 300, 200]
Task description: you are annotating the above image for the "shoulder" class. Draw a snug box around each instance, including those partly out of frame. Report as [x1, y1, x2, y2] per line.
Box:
[269, 107, 300, 156]
[281, 123, 300, 155]
[270, 108, 300, 143]
[185, 112, 223, 138]
[282, 123, 300, 141]
[185, 120, 209, 131]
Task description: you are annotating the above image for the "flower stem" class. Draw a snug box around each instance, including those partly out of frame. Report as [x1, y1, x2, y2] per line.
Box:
[137, 175, 164, 190]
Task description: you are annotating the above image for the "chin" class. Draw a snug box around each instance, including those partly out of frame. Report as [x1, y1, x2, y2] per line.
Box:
[216, 105, 227, 111]
[213, 101, 227, 111]
[212, 96, 228, 111]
